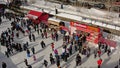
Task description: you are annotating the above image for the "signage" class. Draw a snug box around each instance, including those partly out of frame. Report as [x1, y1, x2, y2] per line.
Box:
[70, 21, 100, 32]
[70, 22, 87, 28]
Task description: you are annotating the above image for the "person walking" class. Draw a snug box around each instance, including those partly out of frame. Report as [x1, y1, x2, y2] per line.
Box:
[24, 59, 28, 66]
[44, 32, 47, 38]
[68, 44, 72, 55]
[41, 32, 44, 38]
[5, 51, 9, 58]
[51, 43, 54, 51]
[27, 65, 32, 68]
[43, 60, 48, 68]
[97, 58, 102, 68]
[2, 62, 7, 68]
[49, 53, 55, 64]
[32, 33, 35, 42]
[97, 49, 101, 57]
[107, 48, 111, 56]
[33, 55, 36, 61]
[31, 47, 35, 54]
[26, 49, 30, 57]
[40, 41, 46, 48]
[56, 55, 60, 68]
[76, 54, 81, 66]
[94, 49, 97, 58]
[29, 34, 32, 42]
[37, 29, 40, 35]
[0, 17, 2, 25]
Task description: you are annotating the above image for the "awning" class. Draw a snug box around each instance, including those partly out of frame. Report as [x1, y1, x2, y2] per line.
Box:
[26, 10, 49, 24]
[26, 10, 42, 19]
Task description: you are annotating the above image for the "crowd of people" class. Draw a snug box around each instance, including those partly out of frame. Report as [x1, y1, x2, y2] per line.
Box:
[0, 10, 120, 68]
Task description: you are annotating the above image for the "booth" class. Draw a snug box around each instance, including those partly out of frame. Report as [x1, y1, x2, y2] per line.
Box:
[70, 21, 100, 44]
[48, 18, 61, 31]
[26, 10, 49, 24]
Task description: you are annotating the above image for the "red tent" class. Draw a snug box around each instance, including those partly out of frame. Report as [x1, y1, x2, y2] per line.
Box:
[26, 10, 49, 24]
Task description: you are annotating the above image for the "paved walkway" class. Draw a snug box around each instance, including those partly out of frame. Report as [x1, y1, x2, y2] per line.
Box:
[0, 15, 120, 68]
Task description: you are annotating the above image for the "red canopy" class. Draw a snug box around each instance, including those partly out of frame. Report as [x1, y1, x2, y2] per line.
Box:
[26, 10, 42, 19]
[26, 10, 49, 24]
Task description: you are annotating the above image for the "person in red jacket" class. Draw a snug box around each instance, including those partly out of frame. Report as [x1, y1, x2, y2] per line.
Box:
[97, 58, 102, 68]
[51, 43, 54, 51]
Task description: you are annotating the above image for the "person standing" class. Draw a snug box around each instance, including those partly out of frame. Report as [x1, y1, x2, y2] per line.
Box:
[97, 58, 102, 68]
[31, 47, 35, 54]
[2, 62, 7, 68]
[24, 59, 28, 66]
[32, 34, 35, 42]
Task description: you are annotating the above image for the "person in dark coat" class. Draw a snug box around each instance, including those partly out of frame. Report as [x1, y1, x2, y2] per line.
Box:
[49, 53, 55, 64]
[55, 8, 58, 14]
[43, 60, 48, 68]
[56, 55, 60, 68]
[107, 49, 111, 56]
[40, 41, 46, 48]
[24, 59, 28, 66]
[55, 33, 58, 41]
[0, 17, 2, 25]
[32, 34, 35, 42]
[26, 49, 30, 57]
[76, 54, 81, 66]
[114, 65, 118, 68]
[29, 34, 32, 42]
[31, 47, 35, 54]
[2, 62, 7, 68]
[27, 65, 32, 68]
[5, 51, 9, 58]
[69, 44, 72, 55]
[41, 33, 44, 38]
